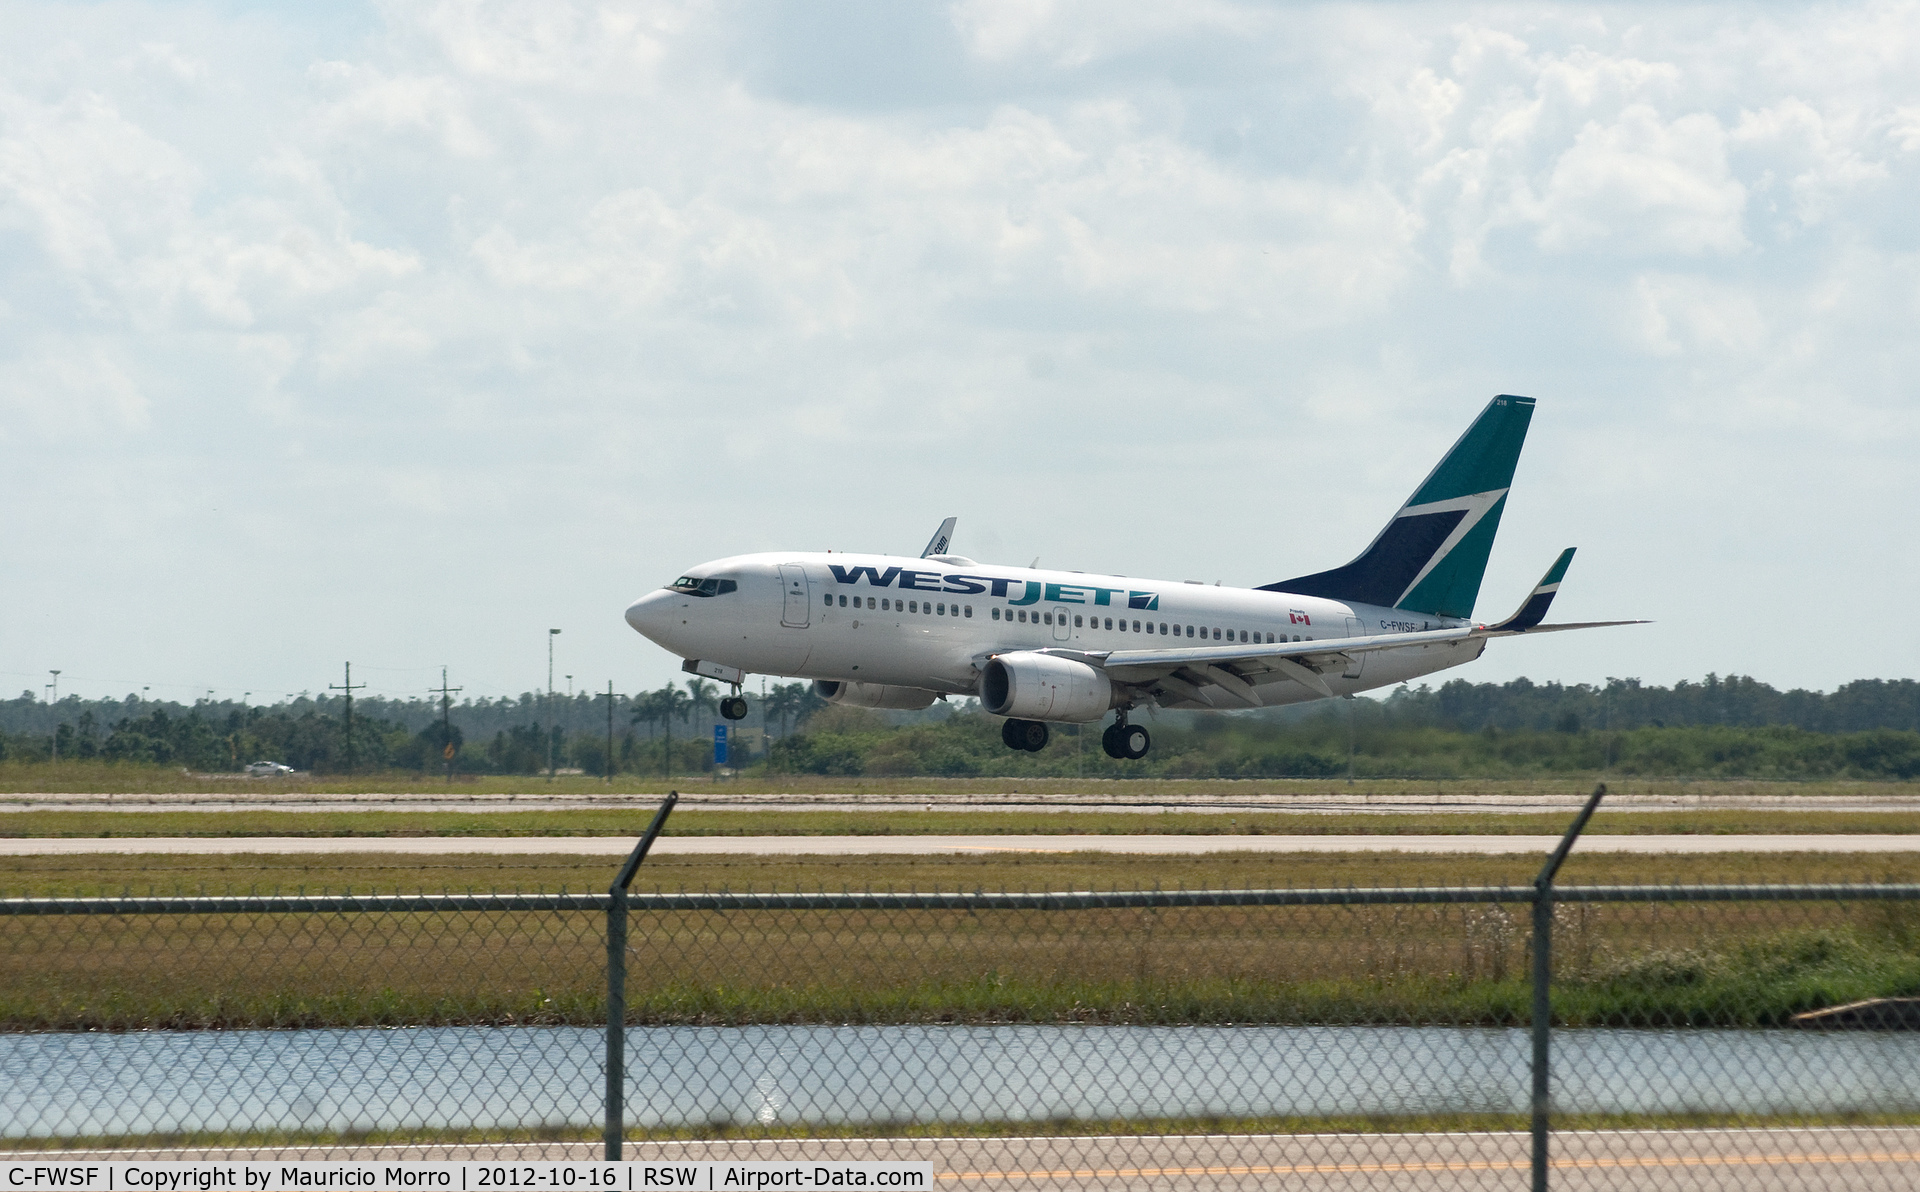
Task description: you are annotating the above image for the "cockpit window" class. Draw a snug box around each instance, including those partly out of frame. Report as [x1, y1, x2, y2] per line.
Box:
[668, 576, 738, 597]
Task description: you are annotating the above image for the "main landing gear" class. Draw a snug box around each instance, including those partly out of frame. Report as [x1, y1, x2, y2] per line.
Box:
[1102, 713, 1151, 760]
[1001, 718, 1050, 752]
[997, 716, 1150, 759]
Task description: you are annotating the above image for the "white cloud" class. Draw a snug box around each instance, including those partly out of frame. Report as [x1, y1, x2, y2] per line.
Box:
[0, 347, 149, 440]
[1525, 105, 1747, 255]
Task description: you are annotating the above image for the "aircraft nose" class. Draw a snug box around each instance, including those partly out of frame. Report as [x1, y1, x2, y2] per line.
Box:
[624, 590, 674, 639]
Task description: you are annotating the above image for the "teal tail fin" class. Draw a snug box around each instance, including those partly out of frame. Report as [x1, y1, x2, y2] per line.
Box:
[1260, 395, 1535, 618]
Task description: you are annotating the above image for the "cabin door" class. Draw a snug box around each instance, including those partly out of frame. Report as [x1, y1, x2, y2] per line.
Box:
[779, 564, 811, 628]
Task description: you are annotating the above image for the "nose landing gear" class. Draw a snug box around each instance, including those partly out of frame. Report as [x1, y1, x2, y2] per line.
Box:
[720, 689, 749, 720]
[1000, 718, 1050, 752]
[1101, 712, 1151, 760]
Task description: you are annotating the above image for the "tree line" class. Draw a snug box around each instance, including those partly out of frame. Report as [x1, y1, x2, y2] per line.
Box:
[4, 673, 1920, 779]
[0, 682, 828, 776]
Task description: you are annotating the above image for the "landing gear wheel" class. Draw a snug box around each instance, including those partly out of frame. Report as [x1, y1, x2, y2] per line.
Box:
[1120, 724, 1150, 760]
[1001, 719, 1050, 752]
[1101, 725, 1126, 760]
[720, 696, 748, 721]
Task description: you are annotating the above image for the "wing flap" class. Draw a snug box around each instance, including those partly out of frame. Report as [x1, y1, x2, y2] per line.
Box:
[1094, 625, 1479, 678]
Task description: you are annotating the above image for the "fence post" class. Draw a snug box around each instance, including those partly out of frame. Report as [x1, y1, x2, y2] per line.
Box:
[1530, 783, 1605, 1192]
[607, 792, 678, 1162]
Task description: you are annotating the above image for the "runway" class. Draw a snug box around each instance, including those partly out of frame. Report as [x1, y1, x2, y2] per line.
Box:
[10, 1128, 1918, 1189]
[10, 789, 1920, 815]
[4, 833, 1920, 855]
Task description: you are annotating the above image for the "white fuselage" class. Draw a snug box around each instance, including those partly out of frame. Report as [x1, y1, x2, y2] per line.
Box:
[624, 551, 1486, 713]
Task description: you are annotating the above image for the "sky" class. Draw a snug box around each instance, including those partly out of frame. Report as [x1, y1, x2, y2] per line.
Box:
[3, 0, 1918, 706]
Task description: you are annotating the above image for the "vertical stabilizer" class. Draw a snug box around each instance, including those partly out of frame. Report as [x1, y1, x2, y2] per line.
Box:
[1260, 395, 1535, 618]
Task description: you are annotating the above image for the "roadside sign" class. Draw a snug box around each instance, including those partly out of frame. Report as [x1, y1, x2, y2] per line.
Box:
[713, 723, 728, 765]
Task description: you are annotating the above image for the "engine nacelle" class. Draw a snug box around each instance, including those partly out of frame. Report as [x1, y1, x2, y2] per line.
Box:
[980, 652, 1114, 723]
[813, 680, 939, 711]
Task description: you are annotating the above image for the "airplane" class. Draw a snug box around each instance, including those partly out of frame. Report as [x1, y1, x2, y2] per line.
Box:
[623, 395, 1642, 760]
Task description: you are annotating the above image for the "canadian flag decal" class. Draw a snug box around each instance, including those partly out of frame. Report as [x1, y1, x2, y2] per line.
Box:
[1289, 610, 1311, 625]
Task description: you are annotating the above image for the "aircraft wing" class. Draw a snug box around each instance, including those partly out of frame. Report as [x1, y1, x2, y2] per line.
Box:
[1046, 618, 1645, 708]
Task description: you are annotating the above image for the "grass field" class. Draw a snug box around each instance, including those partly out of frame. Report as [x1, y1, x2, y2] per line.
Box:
[8, 847, 1920, 897]
[5, 849, 1920, 1031]
[5, 806, 1920, 839]
[7, 761, 1919, 799]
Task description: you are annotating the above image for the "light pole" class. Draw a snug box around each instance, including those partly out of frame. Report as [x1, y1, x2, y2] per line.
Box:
[48, 670, 60, 704]
[547, 629, 561, 781]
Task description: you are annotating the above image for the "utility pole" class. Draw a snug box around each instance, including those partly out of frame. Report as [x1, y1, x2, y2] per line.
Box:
[330, 662, 366, 775]
[434, 668, 463, 784]
[547, 629, 561, 782]
[48, 670, 61, 762]
[604, 680, 616, 784]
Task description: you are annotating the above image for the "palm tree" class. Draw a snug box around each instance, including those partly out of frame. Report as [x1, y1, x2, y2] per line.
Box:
[655, 684, 691, 776]
[629, 690, 664, 749]
[765, 682, 807, 739]
[686, 679, 718, 722]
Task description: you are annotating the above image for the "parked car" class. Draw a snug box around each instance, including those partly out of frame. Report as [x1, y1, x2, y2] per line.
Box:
[244, 761, 294, 777]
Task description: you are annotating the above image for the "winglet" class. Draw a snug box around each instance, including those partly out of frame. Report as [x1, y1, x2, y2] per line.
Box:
[1487, 547, 1575, 632]
[921, 517, 957, 559]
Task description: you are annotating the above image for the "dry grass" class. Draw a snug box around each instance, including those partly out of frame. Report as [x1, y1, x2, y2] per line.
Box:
[6, 806, 1920, 839]
[5, 850, 1920, 1031]
[5, 761, 1916, 800]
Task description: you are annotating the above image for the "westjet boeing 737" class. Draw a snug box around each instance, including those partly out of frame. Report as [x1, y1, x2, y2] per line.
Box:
[624, 396, 1641, 760]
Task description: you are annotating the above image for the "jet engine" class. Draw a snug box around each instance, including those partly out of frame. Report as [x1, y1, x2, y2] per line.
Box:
[812, 680, 940, 711]
[980, 652, 1114, 723]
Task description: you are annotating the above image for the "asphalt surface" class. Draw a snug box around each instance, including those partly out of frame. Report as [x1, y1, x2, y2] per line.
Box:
[11, 789, 1920, 815]
[10, 1128, 1918, 1189]
[4, 833, 1920, 855]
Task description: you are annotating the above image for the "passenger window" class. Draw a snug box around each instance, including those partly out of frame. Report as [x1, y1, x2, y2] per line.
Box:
[822, 595, 831, 606]
[838, 595, 847, 607]
[909, 601, 917, 613]
[1043, 612, 1052, 625]
[991, 607, 1000, 620]
[937, 603, 946, 615]
[868, 597, 876, 610]
[1106, 618, 1115, 630]
[1074, 615, 1083, 627]
[1213, 628, 1221, 640]
[964, 606, 972, 617]
[1186, 625, 1194, 637]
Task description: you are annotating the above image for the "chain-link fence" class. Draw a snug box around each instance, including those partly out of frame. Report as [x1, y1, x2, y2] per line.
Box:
[6, 869, 1920, 1186]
